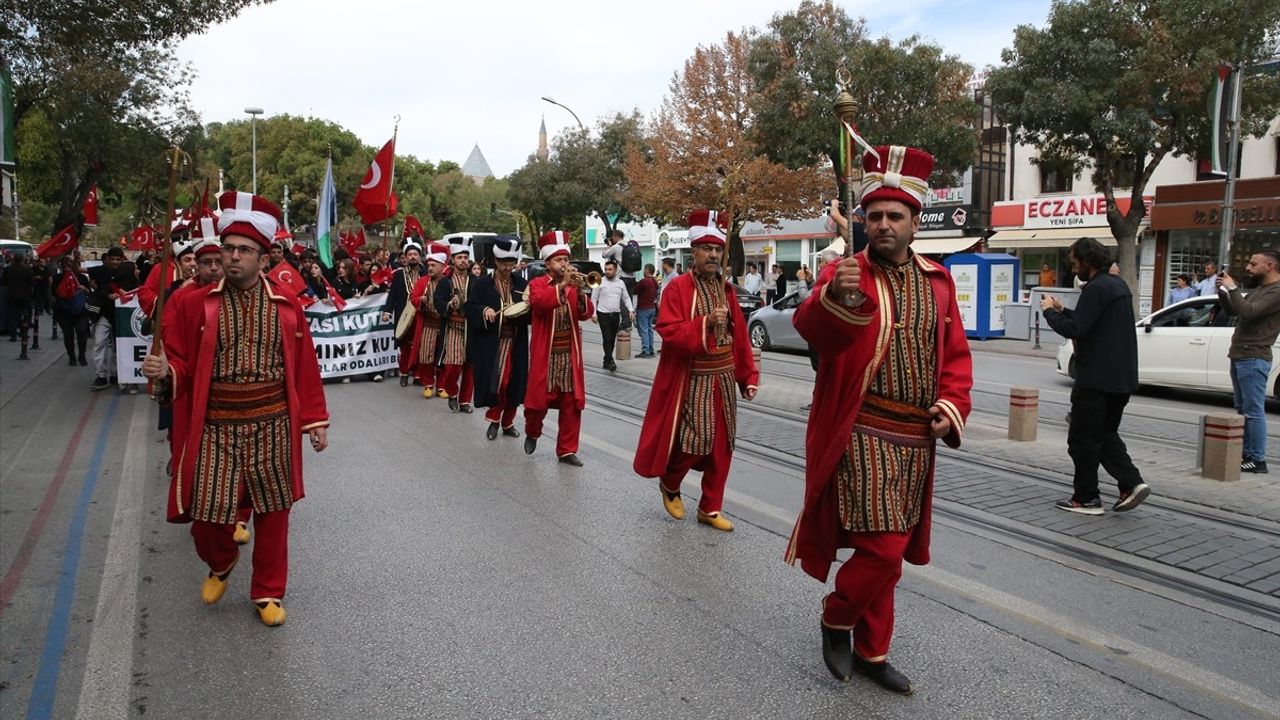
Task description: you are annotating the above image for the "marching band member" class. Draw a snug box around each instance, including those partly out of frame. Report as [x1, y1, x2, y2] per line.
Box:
[142, 191, 330, 627]
[785, 146, 972, 693]
[408, 242, 449, 396]
[434, 238, 476, 412]
[466, 236, 530, 440]
[523, 230, 593, 466]
[387, 239, 424, 386]
[633, 209, 758, 532]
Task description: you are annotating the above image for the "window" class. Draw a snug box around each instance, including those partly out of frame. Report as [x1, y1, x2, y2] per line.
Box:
[1275, 138, 1280, 176]
[1039, 159, 1073, 194]
[1151, 300, 1215, 328]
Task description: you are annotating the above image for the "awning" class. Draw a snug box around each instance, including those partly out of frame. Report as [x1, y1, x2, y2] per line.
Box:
[911, 237, 981, 255]
[986, 227, 1118, 249]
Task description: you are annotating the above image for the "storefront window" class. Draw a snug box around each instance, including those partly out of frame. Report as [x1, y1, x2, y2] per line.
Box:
[1039, 160, 1074, 193]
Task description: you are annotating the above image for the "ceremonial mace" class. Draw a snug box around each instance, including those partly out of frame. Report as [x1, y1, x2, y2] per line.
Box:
[149, 145, 188, 400]
[833, 67, 860, 260]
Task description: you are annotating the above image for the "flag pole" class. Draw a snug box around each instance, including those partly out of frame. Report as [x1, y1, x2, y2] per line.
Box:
[149, 145, 184, 398]
[383, 116, 399, 253]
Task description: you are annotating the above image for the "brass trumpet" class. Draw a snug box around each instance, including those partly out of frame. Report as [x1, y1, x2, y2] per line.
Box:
[565, 270, 602, 290]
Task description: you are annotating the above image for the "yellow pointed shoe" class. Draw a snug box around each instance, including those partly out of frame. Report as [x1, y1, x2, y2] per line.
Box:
[233, 521, 251, 545]
[696, 510, 734, 532]
[437, 390, 450, 399]
[200, 558, 237, 605]
[422, 387, 436, 399]
[255, 599, 286, 626]
[660, 484, 685, 520]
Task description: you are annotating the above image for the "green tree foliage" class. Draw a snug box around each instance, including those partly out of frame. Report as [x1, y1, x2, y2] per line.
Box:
[986, 0, 1280, 293]
[2, 0, 268, 236]
[748, 0, 978, 193]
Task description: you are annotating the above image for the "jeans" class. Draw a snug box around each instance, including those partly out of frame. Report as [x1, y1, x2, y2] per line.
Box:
[92, 316, 116, 378]
[636, 308, 656, 354]
[598, 311, 620, 364]
[58, 312, 90, 360]
[1067, 388, 1144, 502]
[1231, 358, 1271, 462]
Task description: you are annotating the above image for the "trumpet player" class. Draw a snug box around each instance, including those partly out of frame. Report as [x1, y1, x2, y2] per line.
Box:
[523, 230, 594, 466]
[465, 237, 530, 440]
[433, 238, 476, 412]
[633, 209, 758, 532]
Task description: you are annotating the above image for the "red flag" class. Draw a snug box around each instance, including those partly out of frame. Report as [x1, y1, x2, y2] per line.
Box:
[267, 263, 311, 298]
[82, 184, 99, 226]
[36, 225, 80, 258]
[291, 242, 305, 257]
[128, 224, 157, 251]
[403, 215, 424, 240]
[353, 138, 398, 225]
[370, 267, 393, 287]
[320, 275, 347, 311]
[340, 231, 364, 257]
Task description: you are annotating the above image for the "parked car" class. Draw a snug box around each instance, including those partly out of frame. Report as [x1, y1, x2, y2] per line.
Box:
[1055, 295, 1280, 400]
[747, 291, 808, 351]
[0, 239, 34, 257]
[729, 282, 764, 319]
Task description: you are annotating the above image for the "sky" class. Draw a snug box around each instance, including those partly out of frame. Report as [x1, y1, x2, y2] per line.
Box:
[175, 0, 1051, 178]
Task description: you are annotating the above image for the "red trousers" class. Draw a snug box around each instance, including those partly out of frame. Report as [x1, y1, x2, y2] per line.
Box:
[524, 392, 581, 456]
[191, 509, 290, 600]
[822, 531, 911, 661]
[415, 361, 438, 389]
[484, 356, 519, 427]
[440, 364, 474, 404]
[661, 417, 733, 515]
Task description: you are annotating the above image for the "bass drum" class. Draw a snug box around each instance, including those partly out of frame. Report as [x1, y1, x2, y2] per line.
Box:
[394, 304, 417, 341]
[501, 301, 529, 320]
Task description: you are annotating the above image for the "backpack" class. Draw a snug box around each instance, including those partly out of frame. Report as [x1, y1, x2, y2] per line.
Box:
[620, 240, 642, 273]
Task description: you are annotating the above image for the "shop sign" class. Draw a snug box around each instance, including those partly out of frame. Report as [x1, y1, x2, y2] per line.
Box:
[994, 194, 1152, 229]
[919, 204, 972, 232]
[925, 186, 967, 205]
[1191, 201, 1280, 227]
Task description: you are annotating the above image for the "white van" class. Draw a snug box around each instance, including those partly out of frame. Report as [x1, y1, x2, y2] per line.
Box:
[0, 239, 34, 257]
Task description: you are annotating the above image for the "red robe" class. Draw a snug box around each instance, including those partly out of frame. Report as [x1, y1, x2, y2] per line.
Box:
[161, 276, 330, 523]
[407, 273, 443, 370]
[633, 272, 759, 476]
[523, 275, 593, 411]
[159, 277, 201, 449]
[784, 250, 972, 581]
[138, 261, 184, 318]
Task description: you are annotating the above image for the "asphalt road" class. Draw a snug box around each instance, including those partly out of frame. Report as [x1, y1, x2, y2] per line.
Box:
[1, 341, 1278, 719]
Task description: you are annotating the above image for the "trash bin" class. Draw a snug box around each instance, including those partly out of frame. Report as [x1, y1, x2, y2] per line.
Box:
[1004, 304, 1031, 340]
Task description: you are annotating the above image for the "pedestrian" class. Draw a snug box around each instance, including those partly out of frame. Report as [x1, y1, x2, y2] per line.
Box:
[1196, 261, 1220, 296]
[1039, 262, 1057, 288]
[634, 264, 659, 358]
[386, 240, 424, 385]
[660, 257, 678, 294]
[141, 191, 329, 627]
[1166, 274, 1196, 305]
[332, 259, 360, 299]
[53, 256, 91, 366]
[466, 236, 530, 441]
[601, 228, 640, 299]
[1041, 237, 1150, 514]
[86, 246, 127, 389]
[469, 259, 484, 278]
[774, 263, 789, 301]
[435, 238, 476, 412]
[3, 253, 35, 358]
[523, 230, 594, 467]
[590, 259, 634, 371]
[765, 264, 779, 304]
[31, 256, 51, 346]
[786, 145, 973, 694]
[634, 209, 759, 532]
[407, 243, 448, 395]
[1217, 250, 1280, 474]
[742, 262, 763, 298]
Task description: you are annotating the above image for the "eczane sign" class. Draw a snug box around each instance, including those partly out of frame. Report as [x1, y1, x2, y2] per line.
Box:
[993, 194, 1153, 229]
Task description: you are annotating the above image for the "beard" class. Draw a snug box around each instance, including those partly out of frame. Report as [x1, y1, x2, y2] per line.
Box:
[1241, 270, 1264, 289]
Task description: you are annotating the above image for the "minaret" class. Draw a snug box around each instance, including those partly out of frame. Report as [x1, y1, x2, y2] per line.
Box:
[536, 116, 549, 161]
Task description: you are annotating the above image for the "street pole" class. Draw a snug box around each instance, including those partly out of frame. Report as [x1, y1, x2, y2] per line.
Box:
[540, 96, 584, 130]
[1217, 63, 1244, 271]
[244, 107, 264, 195]
[282, 183, 290, 232]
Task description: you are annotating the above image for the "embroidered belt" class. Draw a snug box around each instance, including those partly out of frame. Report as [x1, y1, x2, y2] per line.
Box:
[551, 328, 573, 354]
[690, 349, 734, 376]
[206, 381, 288, 425]
[852, 393, 934, 448]
[448, 315, 466, 330]
[500, 323, 515, 338]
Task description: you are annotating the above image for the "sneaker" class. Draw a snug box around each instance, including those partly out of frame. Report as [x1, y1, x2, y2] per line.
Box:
[1055, 498, 1104, 515]
[109, 376, 119, 386]
[1242, 459, 1269, 474]
[78, 356, 88, 366]
[1113, 483, 1150, 512]
[371, 374, 384, 383]
[341, 377, 351, 384]
[68, 357, 77, 367]
[90, 377, 109, 391]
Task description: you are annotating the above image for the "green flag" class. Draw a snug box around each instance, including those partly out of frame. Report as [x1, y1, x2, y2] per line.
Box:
[316, 156, 337, 267]
[0, 66, 15, 167]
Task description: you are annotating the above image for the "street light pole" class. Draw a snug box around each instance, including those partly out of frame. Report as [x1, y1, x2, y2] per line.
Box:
[244, 107, 264, 194]
[540, 96, 584, 130]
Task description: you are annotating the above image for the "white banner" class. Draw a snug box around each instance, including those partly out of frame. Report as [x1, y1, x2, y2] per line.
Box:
[113, 292, 398, 383]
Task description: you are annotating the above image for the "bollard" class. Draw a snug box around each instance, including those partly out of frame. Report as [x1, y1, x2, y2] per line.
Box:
[616, 329, 631, 361]
[1007, 386, 1039, 441]
[751, 347, 762, 385]
[1201, 413, 1244, 482]
[1033, 310, 1042, 350]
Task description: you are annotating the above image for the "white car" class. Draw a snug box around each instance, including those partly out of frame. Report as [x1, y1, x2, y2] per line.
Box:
[1056, 295, 1280, 400]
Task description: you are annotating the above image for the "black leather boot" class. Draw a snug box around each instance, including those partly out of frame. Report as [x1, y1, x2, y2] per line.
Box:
[821, 623, 853, 683]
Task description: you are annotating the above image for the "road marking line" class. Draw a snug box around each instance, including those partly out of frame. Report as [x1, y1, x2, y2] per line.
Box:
[0, 394, 100, 615]
[74, 398, 150, 720]
[25, 393, 121, 720]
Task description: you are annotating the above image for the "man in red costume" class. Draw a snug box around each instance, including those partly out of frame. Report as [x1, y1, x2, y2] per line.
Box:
[137, 215, 197, 319]
[523, 230, 593, 466]
[142, 191, 330, 627]
[633, 209, 758, 532]
[434, 238, 476, 412]
[407, 242, 448, 396]
[785, 146, 972, 693]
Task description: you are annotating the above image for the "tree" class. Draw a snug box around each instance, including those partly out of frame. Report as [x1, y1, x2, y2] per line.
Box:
[748, 0, 978, 194]
[623, 30, 829, 274]
[1, 0, 267, 235]
[987, 0, 1280, 303]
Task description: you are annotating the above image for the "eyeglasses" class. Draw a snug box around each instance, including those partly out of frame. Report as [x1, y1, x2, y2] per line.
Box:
[222, 244, 261, 257]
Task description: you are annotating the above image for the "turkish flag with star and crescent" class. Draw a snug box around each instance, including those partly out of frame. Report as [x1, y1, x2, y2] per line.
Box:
[82, 184, 99, 226]
[127, 224, 157, 251]
[267, 262, 313, 303]
[36, 224, 80, 258]
[352, 138, 398, 225]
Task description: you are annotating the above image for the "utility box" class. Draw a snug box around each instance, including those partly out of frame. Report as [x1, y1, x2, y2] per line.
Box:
[943, 253, 1020, 340]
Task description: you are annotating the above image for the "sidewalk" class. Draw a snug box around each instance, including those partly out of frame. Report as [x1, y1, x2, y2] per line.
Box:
[0, 320, 68, 409]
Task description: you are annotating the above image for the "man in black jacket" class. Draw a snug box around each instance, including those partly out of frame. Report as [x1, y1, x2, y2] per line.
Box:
[465, 236, 529, 440]
[1041, 237, 1150, 515]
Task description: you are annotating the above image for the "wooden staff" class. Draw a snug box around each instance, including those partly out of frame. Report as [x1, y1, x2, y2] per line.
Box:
[150, 145, 183, 354]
